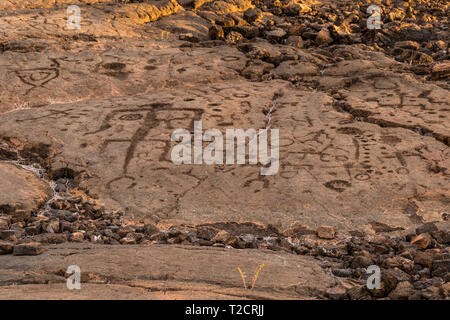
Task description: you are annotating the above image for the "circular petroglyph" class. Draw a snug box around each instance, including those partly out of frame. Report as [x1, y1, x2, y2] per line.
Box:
[396, 167, 410, 174]
[319, 111, 340, 121]
[355, 173, 370, 181]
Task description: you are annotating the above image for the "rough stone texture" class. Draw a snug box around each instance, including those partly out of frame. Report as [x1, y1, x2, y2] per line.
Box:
[317, 226, 336, 239]
[13, 242, 43, 256]
[0, 163, 52, 215]
[388, 281, 415, 300]
[0, 241, 14, 255]
[0, 0, 448, 300]
[0, 243, 335, 299]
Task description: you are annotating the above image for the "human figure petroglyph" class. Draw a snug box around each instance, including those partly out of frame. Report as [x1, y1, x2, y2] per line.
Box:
[85, 104, 204, 190]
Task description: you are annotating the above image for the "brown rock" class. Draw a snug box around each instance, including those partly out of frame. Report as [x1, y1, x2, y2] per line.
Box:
[408, 292, 423, 300]
[70, 232, 85, 242]
[25, 226, 40, 236]
[212, 230, 232, 244]
[317, 244, 347, 258]
[208, 25, 224, 40]
[388, 281, 415, 300]
[0, 162, 52, 218]
[411, 233, 431, 250]
[383, 256, 414, 274]
[285, 35, 303, 48]
[287, 25, 306, 36]
[117, 227, 134, 238]
[46, 219, 60, 233]
[216, 16, 235, 27]
[414, 251, 434, 268]
[120, 234, 137, 245]
[293, 245, 309, 255]
[431, 230, 450, 244]
[370, 272, 398, 298]
[315, 28, 332, 45]
[179, 33, 199, 43]
[415, 52, 434, 64]
[421, 286, 443, 300]
[33, 233, 67, 244]
[283, 222, 315, 238]
[0, 230, 17, 243]
[231, 25, 259, 38]
[395, 41, 420, 50]
[442, 283, 450, 298]
[347, 285, 371, 300]
[0, 217, 9, 230]
[196, 226, 217, 240]
[432, 260, 450, 277]
[270, 61, 319, 79]
[225, 31, 243, 44]
[0, 241, 13, 255]
[143, 223, 159, 236]
[351, 255, 374, 268]
[385, 268, 411, 282]
[229, 14, 247, 27]
[331, 268, 352, 278]
[10, 222, 25, 229]
[317, 226, 336, 239]
[197, 0, 253, 14]
[388, 8, 406, 22]
[326, 286, 347, 300]
[415, 222, 438, 235]
[9, 227, 24, 238]
[265, 28, 287, 42]
[431, 62, 450, 80]
[241, 59, 274, 80]
[284, 3, 311, 15]
[12, 210, 31, 223]
[228, 237, 246, 249]
[243, 8, 262, 23]
[13, 242, 42, 256]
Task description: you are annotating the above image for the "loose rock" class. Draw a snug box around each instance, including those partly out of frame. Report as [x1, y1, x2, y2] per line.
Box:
[13, 242, 42, 256]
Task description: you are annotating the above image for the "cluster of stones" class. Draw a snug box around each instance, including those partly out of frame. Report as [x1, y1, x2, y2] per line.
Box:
[197, 0, 449, 79]
[313, 223, 450, 300]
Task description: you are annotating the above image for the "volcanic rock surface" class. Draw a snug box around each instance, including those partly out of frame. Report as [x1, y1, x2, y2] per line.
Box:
[0, 162, 52, 214]
[0, 0, 448, 300]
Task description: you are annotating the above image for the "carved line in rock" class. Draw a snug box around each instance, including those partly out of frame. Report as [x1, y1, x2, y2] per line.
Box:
[14, 59, 60, 95]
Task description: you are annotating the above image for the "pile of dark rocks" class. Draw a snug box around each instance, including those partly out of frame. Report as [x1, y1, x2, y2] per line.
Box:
[199, 0, 449, 79]
[314, 223, 450, 300]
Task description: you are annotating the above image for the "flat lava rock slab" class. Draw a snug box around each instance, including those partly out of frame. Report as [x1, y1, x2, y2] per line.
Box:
[0, 80, 447, 233]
